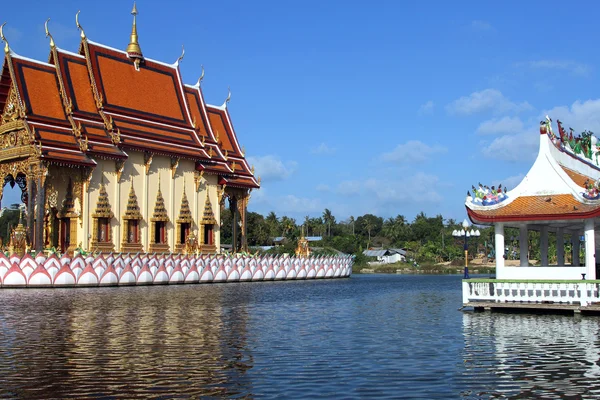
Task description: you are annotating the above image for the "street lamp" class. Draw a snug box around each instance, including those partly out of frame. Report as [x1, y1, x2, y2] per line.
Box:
[452, 219, 480, 279]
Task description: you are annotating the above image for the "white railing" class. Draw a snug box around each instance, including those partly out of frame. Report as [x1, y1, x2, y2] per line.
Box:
[463, 280, 600, 307]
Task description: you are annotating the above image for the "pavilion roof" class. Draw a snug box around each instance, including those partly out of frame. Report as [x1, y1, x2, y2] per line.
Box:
[466, 118, 600, 224]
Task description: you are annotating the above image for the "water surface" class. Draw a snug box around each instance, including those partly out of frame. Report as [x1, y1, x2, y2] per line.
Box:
[0, 275, 599, 398]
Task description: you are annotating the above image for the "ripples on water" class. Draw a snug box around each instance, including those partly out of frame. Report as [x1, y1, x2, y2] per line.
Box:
[1, 275, 600, 398]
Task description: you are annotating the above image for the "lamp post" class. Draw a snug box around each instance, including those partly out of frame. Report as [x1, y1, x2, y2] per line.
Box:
[453, 219, 480, 279]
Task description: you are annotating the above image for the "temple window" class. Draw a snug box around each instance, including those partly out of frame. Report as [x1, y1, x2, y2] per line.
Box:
[91, 180, 115, 252]
[149, 182, 170, 253]
[203, 224, 214, 245]
[175, 187, 194, 253]
[121, 180, 144, 253]
[200, 194, 217, 253]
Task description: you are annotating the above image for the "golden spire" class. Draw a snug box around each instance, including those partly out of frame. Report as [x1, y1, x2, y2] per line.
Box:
[126, 2, 143, 64]
[0, 22, 10, 54]
[45, 18, 55, 49]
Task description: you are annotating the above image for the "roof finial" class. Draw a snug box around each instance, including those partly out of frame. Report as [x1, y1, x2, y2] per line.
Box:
[126, 2, 143, 66]
[45, 18, 55, 49]
[176, 44, 185, 64]
[76, 10, 86, 39]
[223, 86, 231, 108]
[0, 22, 10, 54]
[196, 65, 204, 86]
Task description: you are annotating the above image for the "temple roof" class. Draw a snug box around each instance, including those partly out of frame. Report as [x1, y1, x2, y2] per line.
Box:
[467, 118, 600, 225]
[0, 10, 259, 189]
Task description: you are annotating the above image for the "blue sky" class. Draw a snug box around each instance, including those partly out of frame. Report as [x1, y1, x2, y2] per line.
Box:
[2, 0, 600, 224]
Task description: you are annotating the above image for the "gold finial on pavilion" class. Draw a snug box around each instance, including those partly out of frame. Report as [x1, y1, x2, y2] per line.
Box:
[76, 11, 86, 39]
[126, 2, 143, 67]
[0, 22, 10, 54]
[45, 19, 56, 49]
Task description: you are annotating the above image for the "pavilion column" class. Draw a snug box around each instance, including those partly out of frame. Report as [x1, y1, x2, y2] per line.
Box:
[519, 225, 528, 267]
[495, 223, 505, 278]
[35, 175, 45, 253]
[540, 226, 549, 266]
[572, 232, 580, 266]
[556, 228, 565, 266]
[27, 176, 35, 248]
[584, 219, 595, 280]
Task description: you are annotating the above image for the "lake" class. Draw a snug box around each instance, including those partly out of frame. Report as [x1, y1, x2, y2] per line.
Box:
[0, 274, 598, 398]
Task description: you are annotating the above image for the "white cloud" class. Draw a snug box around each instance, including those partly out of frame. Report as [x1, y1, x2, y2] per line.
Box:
[311, 142, 336, 155]
[516, 60, 591, 77]
[480, 127, 539, 162]
[418, 100, 434, 115]
[446, 89, 532, 116]
[381, 140, 447, 164]
[247, 155, 297, 182]
[337, 173, 443, 206]
[544, 99, 600, 134]
[316, 184, 330, 192]
[336, 180, 362, 195]
[494, 174, 525, 192]
[470, 20, 495, 32]
[476, 116, 524, 135]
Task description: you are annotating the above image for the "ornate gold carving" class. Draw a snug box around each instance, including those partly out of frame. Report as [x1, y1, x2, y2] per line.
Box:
[170, 157, 179, 179]
[9, 210, 28, 256]
[251, 165, 255, 175]
[144, 152, 153, 175]
[184, 231, 198, 255]
[194, 170, 204, 192]
[122, 180, 143, 253]
[223, 150, 228, 161]
[2, 85, 26, 124]
[115, 160, 125, 182]
[208, 147, 213, 158]
[192, 116, 197, 130]
[242, 146, 246, 157]
[217, 184, 226, 209]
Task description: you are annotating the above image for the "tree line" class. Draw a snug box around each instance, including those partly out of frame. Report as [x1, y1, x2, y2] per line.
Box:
[222, 209, 575, 265]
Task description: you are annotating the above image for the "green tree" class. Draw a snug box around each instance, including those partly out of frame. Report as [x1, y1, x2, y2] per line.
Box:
[322, 208, 335, 237]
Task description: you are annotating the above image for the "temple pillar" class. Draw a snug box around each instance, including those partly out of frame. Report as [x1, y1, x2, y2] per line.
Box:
[114, 176, 121, 250]
[35, 176, 45, 252]
[82, 177, 90, 251]
[495, 223, 505, 278]
[572, 232, 580, 266]
[556, 228, 565, 266]
[170, 170, 175, 251]
[230, 196, 238, 252]
[584, 219, 595, 280]
[519, 225, 528, 267]
[237, 191, 249, 253]
[540, 226, 549, 266]
[27, 176, 35, 248]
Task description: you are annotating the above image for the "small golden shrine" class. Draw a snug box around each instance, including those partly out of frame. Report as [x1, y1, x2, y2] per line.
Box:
[149, 181, 169, 253]
[295, 227, 310, 257]
[9, 210, 28, 256]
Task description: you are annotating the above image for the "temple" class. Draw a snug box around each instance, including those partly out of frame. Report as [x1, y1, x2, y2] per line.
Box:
[0, 6, 259, 255]
[463, 117, 600, 311]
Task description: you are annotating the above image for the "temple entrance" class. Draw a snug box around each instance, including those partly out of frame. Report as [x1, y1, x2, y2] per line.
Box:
[0, 174, 28, 250]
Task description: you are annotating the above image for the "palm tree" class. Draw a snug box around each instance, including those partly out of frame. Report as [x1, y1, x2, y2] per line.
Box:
[304, 215, 310, 236]
[322, 208, 335, 237]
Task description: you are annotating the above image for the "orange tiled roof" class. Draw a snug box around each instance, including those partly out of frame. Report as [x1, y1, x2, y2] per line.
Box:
[13, 58, 67, 124]
[207, 107, 240, 156]
[468, 194, 600, 222]
[88, 43, 189, 125]
[560, 165, 592, 187]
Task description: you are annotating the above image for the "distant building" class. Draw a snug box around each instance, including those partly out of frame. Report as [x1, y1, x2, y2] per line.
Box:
[363, 248, 406, 264]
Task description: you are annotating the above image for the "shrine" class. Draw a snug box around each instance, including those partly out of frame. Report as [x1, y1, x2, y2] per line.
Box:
[463, 117, 600, 311]
[0, 5, 260, 255]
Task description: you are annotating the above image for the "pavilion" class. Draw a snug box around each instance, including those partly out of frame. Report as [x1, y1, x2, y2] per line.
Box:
[463, 117, 600, 310]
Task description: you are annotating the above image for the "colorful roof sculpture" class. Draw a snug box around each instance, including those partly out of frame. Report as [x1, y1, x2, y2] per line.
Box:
[466, 116, 600, 224]
[0, 8, 259, 189]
